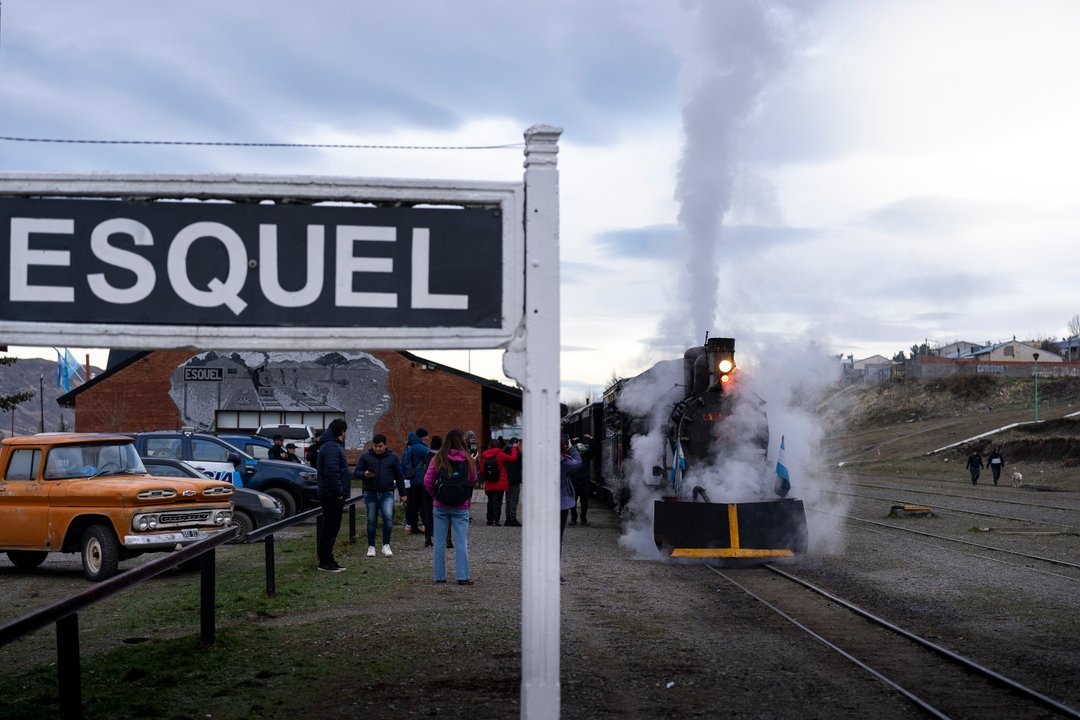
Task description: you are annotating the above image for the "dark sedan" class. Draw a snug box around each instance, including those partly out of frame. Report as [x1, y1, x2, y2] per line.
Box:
[141, 457, 284, 541]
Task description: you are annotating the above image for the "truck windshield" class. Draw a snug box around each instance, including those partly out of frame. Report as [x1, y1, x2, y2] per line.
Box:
[44, 442, 147, 480]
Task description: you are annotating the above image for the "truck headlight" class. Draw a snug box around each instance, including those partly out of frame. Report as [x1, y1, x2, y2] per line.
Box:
[258, 494, 279, 510]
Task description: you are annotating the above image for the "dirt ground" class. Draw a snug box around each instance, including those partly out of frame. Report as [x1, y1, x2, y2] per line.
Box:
[3, 483, 1076, 719]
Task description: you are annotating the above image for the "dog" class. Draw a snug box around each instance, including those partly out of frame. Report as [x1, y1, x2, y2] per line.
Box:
[1011, 471, 1023, 487]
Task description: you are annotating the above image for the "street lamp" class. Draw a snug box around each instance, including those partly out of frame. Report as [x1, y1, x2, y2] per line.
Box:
[1032, 352, 1040, 422]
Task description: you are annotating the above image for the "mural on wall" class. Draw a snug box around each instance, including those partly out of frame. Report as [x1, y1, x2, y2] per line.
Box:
[167, 351, 391, 447]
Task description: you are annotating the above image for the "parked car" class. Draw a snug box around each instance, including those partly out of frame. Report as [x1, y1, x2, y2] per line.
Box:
[255, 424, 318, 456]
[141, 457, 284, 541]
[213, 432, 276, 461]
[0, 433, 235, 581]
[129, 430, 319, 517]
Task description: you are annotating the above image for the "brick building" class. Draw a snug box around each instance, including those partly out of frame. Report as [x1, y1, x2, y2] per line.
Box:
[57, 349, 521, 453]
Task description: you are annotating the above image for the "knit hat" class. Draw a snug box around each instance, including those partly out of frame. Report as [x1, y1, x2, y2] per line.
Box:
[416, 427, 429, 439]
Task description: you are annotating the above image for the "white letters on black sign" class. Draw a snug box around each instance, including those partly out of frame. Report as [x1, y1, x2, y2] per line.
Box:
[0, 198, 502, 329]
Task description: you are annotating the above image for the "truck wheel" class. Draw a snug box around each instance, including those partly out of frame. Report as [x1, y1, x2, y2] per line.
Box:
[6, 550, 48, 568]
[230, 511, 255, 542]
[81, 525, 120, 581]
[264, 488, 297, 518]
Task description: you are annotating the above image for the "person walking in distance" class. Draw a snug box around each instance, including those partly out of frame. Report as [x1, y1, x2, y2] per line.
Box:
[355, 434, 406, 557]
[283, 443, 302, 463]
[568, 435, 594, 526]
[423, 429, 478, 585]
[966, 450, 984, 486]
[987, 448, 1005, 486]
[315, 419, 350, 573]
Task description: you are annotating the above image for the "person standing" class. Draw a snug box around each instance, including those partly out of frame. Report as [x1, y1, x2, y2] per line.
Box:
[355, 433, 406, 557]
[402, 428, 431, 534]
[423, 428, 477, 585]
[987, 449, 1005, 485]
[315, 419, 350, 573]
[283, 443, 302, 463]
[568, 435, 594, 526]
[268, 434, 287, 461]
[481, 438, 512, 525]
[559, 436, 583, 541]
[422, 435, 443, 547]
[503, 437, 523, 527]
[464, 430, 480, 462]
[966, 451, 984, 485]
[559, 436, 582, 584]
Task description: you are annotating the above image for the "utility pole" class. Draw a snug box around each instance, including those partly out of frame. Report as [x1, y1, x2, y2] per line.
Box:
[39, 374, 44, 432]
[1033, 353, 1040, 422]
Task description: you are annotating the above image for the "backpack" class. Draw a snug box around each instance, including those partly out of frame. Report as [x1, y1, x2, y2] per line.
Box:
[433, 460, 471, 506]
[483, 456, 500, 484]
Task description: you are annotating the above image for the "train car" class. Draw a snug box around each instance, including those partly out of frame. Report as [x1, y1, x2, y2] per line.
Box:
[565, 337, 808, 560]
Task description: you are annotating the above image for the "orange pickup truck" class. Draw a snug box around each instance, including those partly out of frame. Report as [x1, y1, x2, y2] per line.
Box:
[0, 433, 236, 581]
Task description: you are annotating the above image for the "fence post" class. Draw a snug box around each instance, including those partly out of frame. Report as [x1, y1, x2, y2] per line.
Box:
[199, 549, 216, 647]
[56, 613, 83, 720]
[264, 534, 276, 597]
[348, 504, 356, 543]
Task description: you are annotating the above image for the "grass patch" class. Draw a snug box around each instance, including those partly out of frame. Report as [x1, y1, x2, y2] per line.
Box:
[0, 517, 522, 719]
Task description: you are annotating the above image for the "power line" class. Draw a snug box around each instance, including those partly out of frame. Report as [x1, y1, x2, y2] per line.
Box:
[0, 135, 525, 151]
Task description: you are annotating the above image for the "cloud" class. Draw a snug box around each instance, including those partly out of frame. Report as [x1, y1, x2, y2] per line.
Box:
[859, 195, 1009, 236]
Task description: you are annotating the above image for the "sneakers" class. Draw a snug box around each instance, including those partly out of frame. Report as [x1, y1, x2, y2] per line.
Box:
[318, 563, 345, 573]
[505, 519, 521, 527]
[366, 546, 376, 557]
[382, 544, 393, 557]
[457, 579, 475, 586]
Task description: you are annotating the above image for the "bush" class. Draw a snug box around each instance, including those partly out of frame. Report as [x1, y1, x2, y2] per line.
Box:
[942, 374, 996, 401]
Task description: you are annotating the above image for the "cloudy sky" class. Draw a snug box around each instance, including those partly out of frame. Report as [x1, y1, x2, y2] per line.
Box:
[3, 0, 1078, 400]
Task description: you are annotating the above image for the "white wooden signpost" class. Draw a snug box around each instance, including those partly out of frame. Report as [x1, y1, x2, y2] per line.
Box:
[0, 124, 565, 719]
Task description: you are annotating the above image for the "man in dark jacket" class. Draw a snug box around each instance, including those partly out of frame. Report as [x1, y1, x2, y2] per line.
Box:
[402, 428, 431, 534]
[315, 419, 350, 573]
[354, 433, 406, 557]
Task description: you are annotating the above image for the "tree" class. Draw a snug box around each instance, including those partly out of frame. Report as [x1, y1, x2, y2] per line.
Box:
[909, 342, 931, 357]
[0, 356, 35, 414]
[1068, 313, 1080, 338]
[892, 350, 906, 362]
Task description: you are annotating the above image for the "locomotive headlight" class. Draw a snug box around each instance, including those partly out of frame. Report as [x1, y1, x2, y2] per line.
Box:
[718, 358, 734, 374]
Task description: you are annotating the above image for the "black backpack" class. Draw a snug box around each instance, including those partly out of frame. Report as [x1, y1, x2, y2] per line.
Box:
[433, 460, 471, 506]
[483, 456, 500, 484]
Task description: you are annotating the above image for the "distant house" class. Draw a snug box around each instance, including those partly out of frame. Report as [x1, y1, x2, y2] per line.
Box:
[935, 341, 982, 359]
[970, 341, 1062, 363]
[1053, 337, 1080, 362]
[851, 354, 893, 370]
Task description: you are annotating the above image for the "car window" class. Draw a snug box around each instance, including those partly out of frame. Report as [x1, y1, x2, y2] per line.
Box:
[144, 463, 188, 478]
[5, 449, 41, 481]
[191, 438, 230, 462]
[247, 445, 270, 460]
[146, 438, 181, 459]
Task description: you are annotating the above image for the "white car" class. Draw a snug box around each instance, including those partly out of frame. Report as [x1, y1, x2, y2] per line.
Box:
[255, 424, 318, 456]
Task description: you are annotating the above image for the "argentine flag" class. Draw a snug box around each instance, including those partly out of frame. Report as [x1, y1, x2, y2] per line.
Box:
[774, 435, 791, 498]
[55, 348, 83, 392]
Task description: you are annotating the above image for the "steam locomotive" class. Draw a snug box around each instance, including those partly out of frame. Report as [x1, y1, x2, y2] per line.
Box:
[563, 337, 808, 559]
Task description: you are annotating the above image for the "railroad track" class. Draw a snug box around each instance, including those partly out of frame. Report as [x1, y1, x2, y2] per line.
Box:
[839, 480, 1080, 514]
[819, 488, 1078, 530]
[808, 507, 1080, 573]
[708, 564, 1080, 719]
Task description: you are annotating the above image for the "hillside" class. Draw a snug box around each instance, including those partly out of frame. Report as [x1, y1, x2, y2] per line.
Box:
[818, 374, 1080, 490]
[0, 357, 102, 437]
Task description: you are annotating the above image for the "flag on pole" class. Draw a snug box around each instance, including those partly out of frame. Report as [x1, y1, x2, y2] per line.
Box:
[774, 434, 791, 498]
[55, 348, 83, 392]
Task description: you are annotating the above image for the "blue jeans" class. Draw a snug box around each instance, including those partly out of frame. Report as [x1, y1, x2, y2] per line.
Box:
[365, 490, 395, 546]
[433, 506, 471, 581]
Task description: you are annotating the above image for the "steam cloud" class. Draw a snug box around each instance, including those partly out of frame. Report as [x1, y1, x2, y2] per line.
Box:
[617, 1, 851, 559]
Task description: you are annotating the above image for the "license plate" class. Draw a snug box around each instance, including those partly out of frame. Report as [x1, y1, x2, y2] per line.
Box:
[181, 529, 199, 539]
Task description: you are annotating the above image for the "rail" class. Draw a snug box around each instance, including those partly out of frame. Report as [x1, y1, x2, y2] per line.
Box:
[0, 493, 364, 719]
